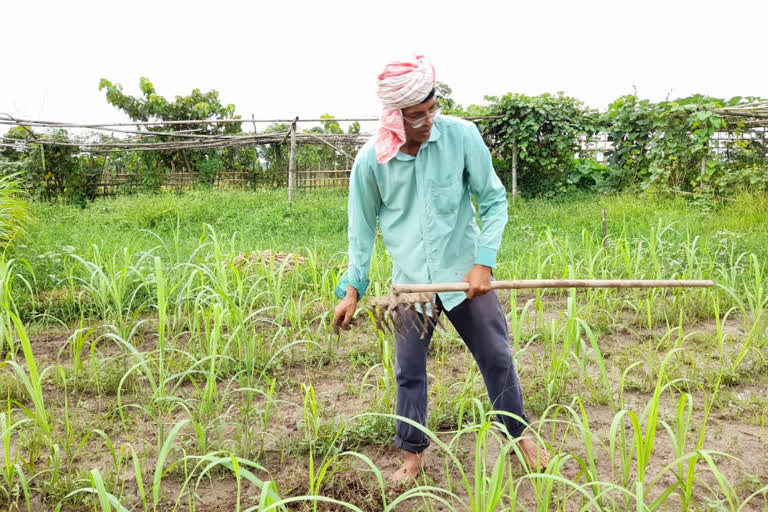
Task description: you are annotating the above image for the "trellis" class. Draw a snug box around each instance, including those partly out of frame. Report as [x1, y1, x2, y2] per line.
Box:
[0, 113, 372, 201]
[2, 103, 767, 200]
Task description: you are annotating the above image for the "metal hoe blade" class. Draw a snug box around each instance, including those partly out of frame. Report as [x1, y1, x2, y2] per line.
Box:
[368, 292, 443, 339]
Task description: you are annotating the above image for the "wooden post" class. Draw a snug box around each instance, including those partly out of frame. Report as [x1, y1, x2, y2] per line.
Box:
[511, 139, 518, 198]
[251, 114, 258, 188]
[102, 155, 110, 196]
[39, 143, 46, 176]
[288, 117, 297, 203]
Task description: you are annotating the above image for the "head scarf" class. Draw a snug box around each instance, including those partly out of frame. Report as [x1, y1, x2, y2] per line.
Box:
[375, 55, 436, 164]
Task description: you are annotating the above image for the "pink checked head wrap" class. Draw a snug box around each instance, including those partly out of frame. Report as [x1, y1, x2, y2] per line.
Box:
[375, 55, 436, 164]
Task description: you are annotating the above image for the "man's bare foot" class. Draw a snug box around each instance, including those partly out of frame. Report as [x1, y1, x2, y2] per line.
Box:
[389, 450, 425, 483]
[517, 435, 551, 472]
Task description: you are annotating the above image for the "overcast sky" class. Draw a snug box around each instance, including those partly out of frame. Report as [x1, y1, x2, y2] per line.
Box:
[2, 0, 766, 130]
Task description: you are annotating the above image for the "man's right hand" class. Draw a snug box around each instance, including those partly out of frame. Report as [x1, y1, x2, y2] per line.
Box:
[332, 285, 359, 334]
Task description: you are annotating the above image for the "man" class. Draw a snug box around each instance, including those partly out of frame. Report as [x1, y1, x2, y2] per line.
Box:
[332, 55, 549, 482]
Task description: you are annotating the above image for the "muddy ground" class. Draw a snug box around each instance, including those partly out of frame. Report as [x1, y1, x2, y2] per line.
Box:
[4, 293, 767, 511]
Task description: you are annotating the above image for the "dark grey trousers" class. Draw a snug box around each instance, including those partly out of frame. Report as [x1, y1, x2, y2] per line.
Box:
[393, 290, 530, 453]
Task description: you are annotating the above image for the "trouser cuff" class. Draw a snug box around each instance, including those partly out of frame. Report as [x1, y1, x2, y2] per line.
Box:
[394, 435, 429, 454]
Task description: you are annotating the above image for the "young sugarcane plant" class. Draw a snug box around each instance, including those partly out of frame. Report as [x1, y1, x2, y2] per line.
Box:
[7, 312, 52, 440]
[0, 407, 32, 507]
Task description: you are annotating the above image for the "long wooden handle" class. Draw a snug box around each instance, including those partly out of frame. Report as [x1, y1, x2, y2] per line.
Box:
[391, 279, 714, 294]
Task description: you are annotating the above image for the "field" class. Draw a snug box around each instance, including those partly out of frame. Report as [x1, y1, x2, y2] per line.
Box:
[1, 188, 767, 511]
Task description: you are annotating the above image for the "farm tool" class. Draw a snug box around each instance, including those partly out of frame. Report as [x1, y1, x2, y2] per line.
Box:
[367, 279, 714, 337]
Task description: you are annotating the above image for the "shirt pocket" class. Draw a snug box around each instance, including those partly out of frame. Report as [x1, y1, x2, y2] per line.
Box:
[429, 178, 462, 214]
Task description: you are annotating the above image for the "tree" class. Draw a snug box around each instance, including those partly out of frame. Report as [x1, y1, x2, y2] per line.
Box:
[99, 77, 241, 136]
[99, 77, 244, 184]
[435, 81, 461, 114]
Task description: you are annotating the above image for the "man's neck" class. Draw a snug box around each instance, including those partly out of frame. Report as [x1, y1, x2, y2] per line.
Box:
[401, 140, 420, 157]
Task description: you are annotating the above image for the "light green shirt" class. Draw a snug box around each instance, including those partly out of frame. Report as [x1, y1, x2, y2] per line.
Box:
[335, 115, 508, 311]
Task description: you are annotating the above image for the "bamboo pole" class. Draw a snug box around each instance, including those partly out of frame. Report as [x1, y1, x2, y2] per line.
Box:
[288, 117, 297, 203]
[300, 130, 354, 160]
[511, 139, 518, 197]
[0, 115, 506, 129]
[391, 279, 714, 294]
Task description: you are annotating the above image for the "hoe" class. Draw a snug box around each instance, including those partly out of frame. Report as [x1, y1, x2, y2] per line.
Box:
[367, 279, 714, 337]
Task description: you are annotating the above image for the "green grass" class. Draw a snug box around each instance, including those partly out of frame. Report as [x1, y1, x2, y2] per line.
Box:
[18, 189, 768, 282]
[0, 188, 766, 511]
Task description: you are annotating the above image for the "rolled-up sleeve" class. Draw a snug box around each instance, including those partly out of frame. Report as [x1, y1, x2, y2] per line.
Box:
[335, 152, 381, 299]
[464, 124, 508, 268]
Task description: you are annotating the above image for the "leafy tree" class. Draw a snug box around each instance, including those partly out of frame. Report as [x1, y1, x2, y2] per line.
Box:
[99, 77, 244, 186]
[435, 81, 459, 113]
[99, 77, 241, 136]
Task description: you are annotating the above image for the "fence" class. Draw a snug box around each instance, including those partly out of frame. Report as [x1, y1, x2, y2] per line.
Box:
[96, 170, 256, 196]
[92, 124, 767, 196]
[3, 105, 767, 200]
[296, 168, 350, 189]
[96, 168, 352, 195]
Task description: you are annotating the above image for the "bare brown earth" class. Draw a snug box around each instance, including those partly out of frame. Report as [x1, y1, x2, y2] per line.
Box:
[4, 294, 768, 511]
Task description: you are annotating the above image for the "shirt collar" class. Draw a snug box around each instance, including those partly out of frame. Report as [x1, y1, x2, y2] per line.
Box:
[428, 122, 441, 142]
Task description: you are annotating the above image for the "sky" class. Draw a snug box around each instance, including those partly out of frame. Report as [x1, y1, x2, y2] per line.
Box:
[2, 0, 766, 132]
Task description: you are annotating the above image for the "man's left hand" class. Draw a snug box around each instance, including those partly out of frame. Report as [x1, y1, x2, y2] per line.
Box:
[462, 264, 492, 300]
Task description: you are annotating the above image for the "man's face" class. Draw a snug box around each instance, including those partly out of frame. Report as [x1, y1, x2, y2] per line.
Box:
[402, 97, 437, 145]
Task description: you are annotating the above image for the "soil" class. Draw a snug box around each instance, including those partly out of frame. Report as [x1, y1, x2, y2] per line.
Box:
[4, 293, 768, 511]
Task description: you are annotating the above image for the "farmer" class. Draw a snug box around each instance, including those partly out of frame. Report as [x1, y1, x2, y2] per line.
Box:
[332, 55, 549, 482]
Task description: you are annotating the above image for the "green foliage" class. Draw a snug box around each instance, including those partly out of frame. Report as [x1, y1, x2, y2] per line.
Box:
[98, 77, 241, 135]
[566, 158, 621, 193]
[21, 130, 85, 202]
[71, 154, 106, 204]
[700, 107, 768, 198]
[258, 115, 359, 185]
[472, 93, 601, 197]
[703, 161, 768, 196]
[614, 95, 726, 192]
[0, 173, 32, 247]
[193, 152, 223, 187]
[603, 95, 657, 188]
[448, 91, 766, 200]
[0, 126, 34, 162]
[98, 77, 247, 187]
[1, 189, 767, 509]
[435, 81, 460, 113]
[603, 94, 766, 197]
[111, 150, 164, 193]
[1, 128, 105, 205]
[2, 80, 764, 203]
